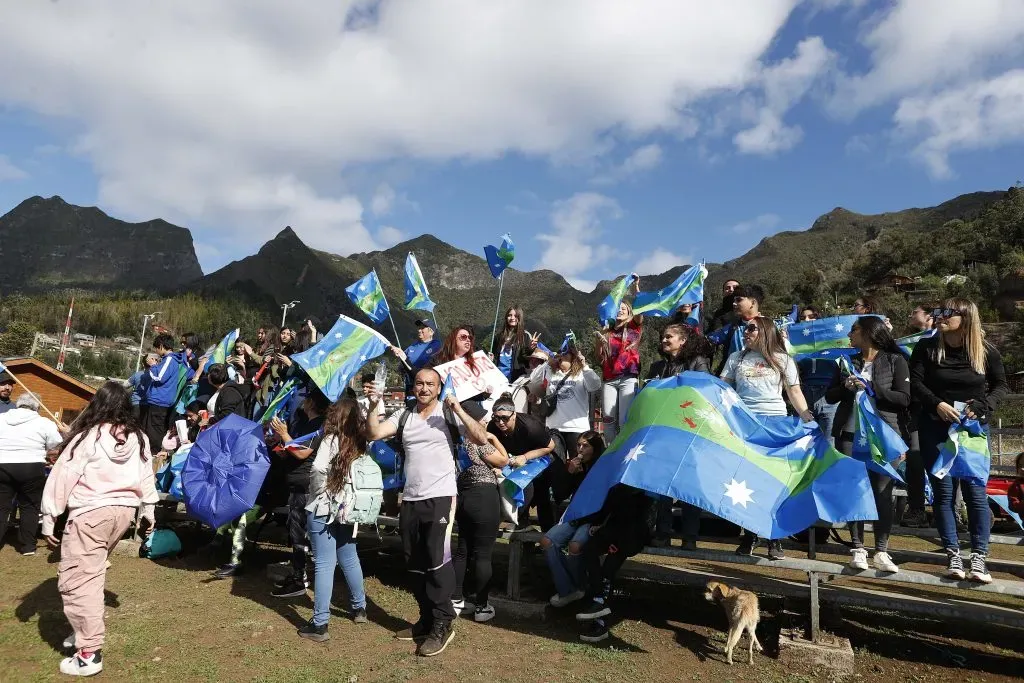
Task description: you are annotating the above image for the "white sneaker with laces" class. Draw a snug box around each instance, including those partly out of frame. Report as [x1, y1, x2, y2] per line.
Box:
[59, 651, 102, 677]
[549, 589, 586, 608]
[451, 598, 474, 616]
[473, 604, 496, 623]
[946, 550, 966, 580]
[872, 551, 899, 574]
[967, 552, 992, 584]
[848, 548, 869, 571]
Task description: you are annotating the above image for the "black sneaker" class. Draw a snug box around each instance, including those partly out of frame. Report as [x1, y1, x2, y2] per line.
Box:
[271, 578, 307, 598]
[579, 619, 610, 643]
[394, 620, 432, 641]
[213, 563, 241, 579]
[575, 599, 611, 621]
[967, 552, 992, 584]
[735, 535, 756, 556]
[946, 549, 966, 580]
[417, 621, 455, 657]
[297, 619, 329, 642]
[274, 572, 308, 590]
[352, 608, 368, 624]
[767, 540, 785, 561]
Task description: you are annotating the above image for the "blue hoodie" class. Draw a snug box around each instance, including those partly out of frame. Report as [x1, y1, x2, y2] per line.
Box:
[143, 352, 184, 408]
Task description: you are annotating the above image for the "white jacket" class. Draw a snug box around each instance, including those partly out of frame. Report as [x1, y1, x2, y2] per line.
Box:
[0, 408, 63, 464]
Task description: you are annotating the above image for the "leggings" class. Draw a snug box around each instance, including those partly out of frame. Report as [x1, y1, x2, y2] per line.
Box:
[838, 433, 894, 552]
[452, 484, 501, 607]
[601, 377, 638, 444]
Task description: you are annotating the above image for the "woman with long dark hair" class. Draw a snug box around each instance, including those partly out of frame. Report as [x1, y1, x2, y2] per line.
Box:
[297, 397, 371, 642]
[434, 324, 477, 368]
[721, 316, 812, 560]
[826, 316, 910, 573]
[595, 302, 643, 443]
[494, 304, 537, 382]
[40, 382, 158, 676]
[910, 298, 1007, 583]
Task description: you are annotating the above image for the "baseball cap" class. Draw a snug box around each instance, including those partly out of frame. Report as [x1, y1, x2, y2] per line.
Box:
[0, 370, 14, 385]
[414, 319, 437, 332]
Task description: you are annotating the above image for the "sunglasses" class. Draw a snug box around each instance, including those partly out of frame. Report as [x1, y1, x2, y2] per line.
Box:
[932, 308, 962, 319]
[492, 413, 513, 423]
[456, 333, 473, 341]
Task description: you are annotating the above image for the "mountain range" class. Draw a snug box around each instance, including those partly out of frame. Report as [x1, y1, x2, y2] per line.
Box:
[0, 188, 1014, 344]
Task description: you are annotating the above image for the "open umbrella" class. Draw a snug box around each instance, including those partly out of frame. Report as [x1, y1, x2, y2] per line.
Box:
[182, 414, 270, 529]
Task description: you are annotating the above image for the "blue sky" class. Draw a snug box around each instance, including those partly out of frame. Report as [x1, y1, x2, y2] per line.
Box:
[1, 1, 1023, 291]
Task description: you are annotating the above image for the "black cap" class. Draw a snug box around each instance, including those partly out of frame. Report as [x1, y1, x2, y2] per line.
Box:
[0, 370, 14, 385]
[414, 319, 437, 332]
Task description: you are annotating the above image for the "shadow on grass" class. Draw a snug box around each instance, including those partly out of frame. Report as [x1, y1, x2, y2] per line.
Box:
[14, 577, 120, 653]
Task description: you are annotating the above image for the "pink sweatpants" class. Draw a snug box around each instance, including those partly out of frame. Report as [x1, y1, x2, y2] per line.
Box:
[58, 506, 135, 652]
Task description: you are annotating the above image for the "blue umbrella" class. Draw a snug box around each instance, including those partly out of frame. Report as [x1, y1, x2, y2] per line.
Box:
[182, 414, 270, 529]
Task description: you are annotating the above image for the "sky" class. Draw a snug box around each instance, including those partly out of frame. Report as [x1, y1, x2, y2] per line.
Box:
[1, 0, 1023, 292]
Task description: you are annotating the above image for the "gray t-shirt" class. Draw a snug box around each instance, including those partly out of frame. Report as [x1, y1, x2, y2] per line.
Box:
[386, 402, 464, 501]
[721, 350, 799, 417]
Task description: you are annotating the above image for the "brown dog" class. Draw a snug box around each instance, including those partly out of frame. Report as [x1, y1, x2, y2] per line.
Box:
[704, 581, 763, 665]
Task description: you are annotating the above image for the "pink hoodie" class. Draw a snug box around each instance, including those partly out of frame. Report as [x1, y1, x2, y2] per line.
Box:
[41, 425, 159, 536]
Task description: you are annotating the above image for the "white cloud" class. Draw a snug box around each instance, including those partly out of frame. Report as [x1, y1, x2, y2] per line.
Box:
[590, 143, 664, 185]
[731, 213, 781, 234]
[0, 1, 801, 267]
[633, 248, 692, 276]
[0, 155, 28, 181]
[734, 37, 837, 155]
[375, 225, 407, 247]
[893, 69, 1024, 179]
[370, 183, 397, 217]
[536, 192, 623, 291]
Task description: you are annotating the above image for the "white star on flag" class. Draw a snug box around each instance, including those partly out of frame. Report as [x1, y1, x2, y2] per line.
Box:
[802, 328, 812, 337]
[623, 443, 645, 463]
[858, 434, 868, 447]
[335, 333, 343, 339]
[834, 323, 844, 332]
[318, 350, 326, 356]
[724, 479, 755, 508]
[360, 354, 368, 361]
[793, 435, 814, 452]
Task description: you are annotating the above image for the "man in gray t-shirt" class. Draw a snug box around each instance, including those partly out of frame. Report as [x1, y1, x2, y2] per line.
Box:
[366, 367, 488, 658]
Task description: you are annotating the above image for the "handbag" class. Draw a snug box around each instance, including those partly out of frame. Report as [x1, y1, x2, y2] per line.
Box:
[540, 374, 571, 418]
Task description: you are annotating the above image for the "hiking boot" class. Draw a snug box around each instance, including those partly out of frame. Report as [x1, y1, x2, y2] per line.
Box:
[576, 599, 611, 621]
[473, 604, 495, 623]
[967, 553, 992, 584]
[579, 619, 610, 643]
[297, 619, 329, 642]
[901, 508, 928, 528]
[394, 620, 432, 641]
[549, 589, 585, 608]
[848, 548, 869, 571]
[767, 540, 785, 561]
[873, 551, 899, 574]
[352, 608, 368, 624]
[735, 535, 756, 556]
[271, 577, 307, 598]
[417, 621, 455, 657]
[213, 563, 241, 579]
[946, 549, 966, 580]
[59, 650, 103, 677]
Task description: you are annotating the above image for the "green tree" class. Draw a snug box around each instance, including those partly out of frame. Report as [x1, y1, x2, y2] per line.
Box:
[0, 321, 38, 356]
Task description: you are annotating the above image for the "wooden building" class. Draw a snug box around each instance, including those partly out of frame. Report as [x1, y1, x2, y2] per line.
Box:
[0, 356, 97, 423]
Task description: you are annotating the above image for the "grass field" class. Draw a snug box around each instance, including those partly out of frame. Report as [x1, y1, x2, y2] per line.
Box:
[1, 525, 1023, 683]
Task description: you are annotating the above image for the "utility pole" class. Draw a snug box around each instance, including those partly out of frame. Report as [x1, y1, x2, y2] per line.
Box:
[135, 312, 161, 373]
[280, 300, 300, 328]
[56, 297, 75, 371]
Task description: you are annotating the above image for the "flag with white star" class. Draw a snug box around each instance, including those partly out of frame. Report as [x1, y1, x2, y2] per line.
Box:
[346, 270, 391, 324]
[291, 314, 392, 401]
[931, 416, 991, 487]
[403, 252, 436, 312]
[562, 372, 877, 539]
[483, 233, 516, 278]
[597, 272, 638, 325]
[500, 455, 554, 508]
[786, 314, 869, 360]
[842, 358, 908, 482]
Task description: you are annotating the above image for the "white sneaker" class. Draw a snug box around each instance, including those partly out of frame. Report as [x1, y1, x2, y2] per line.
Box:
[848, 548, 869, 571]
[872, 551, 899, 574]
[59, 651, 103, 676]
[473, 604, 496, 623]
[451, 599, 474, 616]
[62, 633, 76, 650]
[549, 589, 586, 608]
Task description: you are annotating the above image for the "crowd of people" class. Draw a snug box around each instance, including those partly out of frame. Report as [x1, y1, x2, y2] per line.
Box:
[0, 278, 1019, 675]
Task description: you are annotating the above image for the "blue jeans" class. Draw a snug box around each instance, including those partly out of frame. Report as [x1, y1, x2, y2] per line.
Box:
[307, 513, 366, 626]
[919, 416, 990, 555]
[804, 388, 837, 444]
[542, 522, 590, 597]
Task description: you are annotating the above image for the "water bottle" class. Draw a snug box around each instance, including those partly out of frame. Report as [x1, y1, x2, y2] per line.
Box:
[374, 362, 387, 398]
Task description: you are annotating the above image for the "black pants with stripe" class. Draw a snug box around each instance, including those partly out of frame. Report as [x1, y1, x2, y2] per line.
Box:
[400, 496, 457, 626]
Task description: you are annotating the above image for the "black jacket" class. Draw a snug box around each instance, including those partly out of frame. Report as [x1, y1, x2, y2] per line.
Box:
[210, 382, 251, 425]
[647, 355, 711, 380]
[571, 484, 654, 540]
[825, 350, 910, 439]
[497, 331, 536, 383]
[909, 336, 1008, 422]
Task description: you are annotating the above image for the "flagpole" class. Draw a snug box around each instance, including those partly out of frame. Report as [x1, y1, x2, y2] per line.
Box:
[489, 271, 505, 354]
[387, 312, 402, 348]
[430, 310, 442, 334]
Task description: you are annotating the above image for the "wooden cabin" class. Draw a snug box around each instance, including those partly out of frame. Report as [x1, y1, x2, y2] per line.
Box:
[0, 356, 97, 423]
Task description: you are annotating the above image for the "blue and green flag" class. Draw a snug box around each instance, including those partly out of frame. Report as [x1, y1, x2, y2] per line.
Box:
[404, 253, 436, 312]
[896, 329, 936, 358]
[563, 372, 877, 539]
[259, 377, 300, 424]
[209, 328, 240, 366]
[346, 270, 390, 325]
[786, 315, 865, 361]
[291, 314, 392, 401]
[632, 263, 707, 318]
[841, 357, 908, 482]
[932, 417, 990, 487]
[597, 273, 638, 325]
[484, 233, 515, 278]
[501, 456, 553, 508]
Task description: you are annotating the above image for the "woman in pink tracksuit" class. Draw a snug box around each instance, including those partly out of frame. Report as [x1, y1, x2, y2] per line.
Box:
[41, 382, 159, 678]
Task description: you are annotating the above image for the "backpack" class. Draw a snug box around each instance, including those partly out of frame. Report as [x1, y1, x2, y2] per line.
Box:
[393, 405, 469, 473]
[140, 529, 182, 560]
[338, 454, 384, 533]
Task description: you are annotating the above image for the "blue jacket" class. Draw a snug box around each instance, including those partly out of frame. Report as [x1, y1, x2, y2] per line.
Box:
[128, 370, 149, 406]
[144, 353, 184, 408]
